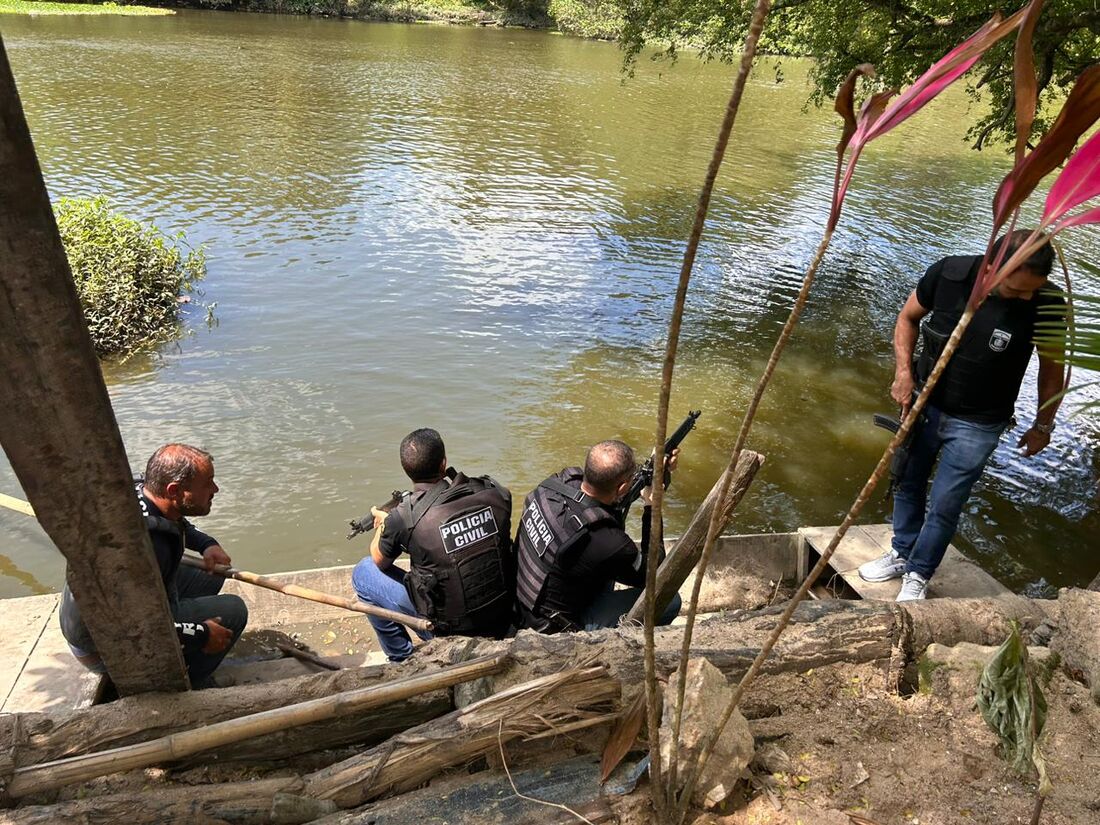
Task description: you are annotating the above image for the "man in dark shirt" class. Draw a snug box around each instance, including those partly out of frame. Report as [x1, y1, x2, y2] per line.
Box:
[59, 444, 248, 687]
[351, 429, 513, 662]
[515, 439, 682, 633]
[859, 230, 1065, 600]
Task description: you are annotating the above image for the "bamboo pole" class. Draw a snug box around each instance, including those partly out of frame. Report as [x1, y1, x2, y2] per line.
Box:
[5, 653, 508, 798]
[179, 554, 433, 633]
[0, 492, 35, 517]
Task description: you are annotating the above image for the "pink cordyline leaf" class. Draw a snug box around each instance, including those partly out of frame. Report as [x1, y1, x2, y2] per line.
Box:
[852, 8, 1026, 151]
[1043, 128, 1100, 225]
[1013, 0, 1045, 163]
[993, 65, 1100, 228]
[1054, 204, 1100, 231]
[831, 8, 1027, 227]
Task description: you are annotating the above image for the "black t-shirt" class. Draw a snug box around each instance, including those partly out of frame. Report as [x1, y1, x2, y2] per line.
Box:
[540, 518, 648, 623]
[914, 255, 1065, 423]
[59, 489, 219, 653]
[377, 481, 436, 562]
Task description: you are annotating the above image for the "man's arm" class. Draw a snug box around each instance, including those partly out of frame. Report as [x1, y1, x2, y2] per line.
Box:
[371, 509, 402, 570]
[892, 291, 929, 417]
[1017, 352, 1065, 457]
[183, 521, 231, 571]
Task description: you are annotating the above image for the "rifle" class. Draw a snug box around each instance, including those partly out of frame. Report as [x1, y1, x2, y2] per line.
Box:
[346, 489, 405, 540]
[618, 410, 701, 518]
[872, 393, 925, 499]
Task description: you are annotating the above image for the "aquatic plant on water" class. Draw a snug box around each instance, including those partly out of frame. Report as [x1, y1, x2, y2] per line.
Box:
[54, 196, 208, 357]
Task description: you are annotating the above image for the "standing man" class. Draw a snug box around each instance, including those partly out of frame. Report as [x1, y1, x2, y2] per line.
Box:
[351, 428, 513, 662]
[60, 444, 249, 687]
[515, 439, 682, 633]
[860, 231, 1065, 601]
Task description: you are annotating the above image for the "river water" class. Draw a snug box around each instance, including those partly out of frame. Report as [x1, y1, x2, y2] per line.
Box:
[1, 11, 1097, 599]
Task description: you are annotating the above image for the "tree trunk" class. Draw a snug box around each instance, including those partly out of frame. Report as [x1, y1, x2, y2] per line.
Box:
[4, 661, 455, 770]
[0, 778, 313, 825]
[1087, 570, 1100, 593]
[625, 450, 765, 624]
[6, 656, 506, 799]
[0, 36, 187, 695]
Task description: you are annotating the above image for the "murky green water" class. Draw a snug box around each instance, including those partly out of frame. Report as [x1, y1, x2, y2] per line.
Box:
[1, 11, 1097, 599]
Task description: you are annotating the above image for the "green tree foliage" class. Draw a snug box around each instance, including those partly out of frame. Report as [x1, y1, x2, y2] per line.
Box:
[619, 0, 1100, 149]
[54, 196, 208, 357]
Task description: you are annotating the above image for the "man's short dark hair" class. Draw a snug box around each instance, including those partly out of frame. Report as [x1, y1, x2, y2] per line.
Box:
[145, 444, 213, 496]
[992, 229, 1053, 279]
[583, 440, 636, 498]
[400, 428, 446, 482]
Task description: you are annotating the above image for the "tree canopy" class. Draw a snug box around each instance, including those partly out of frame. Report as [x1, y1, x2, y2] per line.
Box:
[619, 0, 1100, 149]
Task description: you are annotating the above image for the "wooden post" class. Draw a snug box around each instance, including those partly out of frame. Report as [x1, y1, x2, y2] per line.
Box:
[625, 449, 764, 624]
[0, 36, 188, 694]
[1088, 571, 1100, 593]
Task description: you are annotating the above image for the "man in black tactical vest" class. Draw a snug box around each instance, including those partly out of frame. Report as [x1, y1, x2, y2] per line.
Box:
[59, 444, 249, 687]
[515, 439, 682, 633]
[351, 429, 513, 662]
[859, 230, 1065, 601]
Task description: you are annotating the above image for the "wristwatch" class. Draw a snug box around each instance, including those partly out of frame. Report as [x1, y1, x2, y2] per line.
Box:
[1034, 420, 1056, 435]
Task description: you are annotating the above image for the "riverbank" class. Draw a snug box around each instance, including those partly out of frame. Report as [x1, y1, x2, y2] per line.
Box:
[0, 0, 172, 13]
[123, 0, 621, 38]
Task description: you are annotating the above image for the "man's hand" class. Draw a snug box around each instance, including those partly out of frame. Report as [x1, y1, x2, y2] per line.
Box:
[202, 617, 232, 654]
[665, 447, 680, 473]
[202, 545, 232, 572]
[1017, 426, 1051, 457]
[639, 486, 653, 506]
[371, 507, 388, 531]
[892, 372, 915, 417]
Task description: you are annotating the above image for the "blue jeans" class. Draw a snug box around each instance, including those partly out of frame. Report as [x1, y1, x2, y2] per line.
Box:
[582, 585, 682, 631]
[351, 557, 433, 662]
[891, 405, 1007, 580]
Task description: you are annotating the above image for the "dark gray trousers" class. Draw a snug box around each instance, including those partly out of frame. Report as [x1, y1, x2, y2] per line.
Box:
[172, 565, 249, 686]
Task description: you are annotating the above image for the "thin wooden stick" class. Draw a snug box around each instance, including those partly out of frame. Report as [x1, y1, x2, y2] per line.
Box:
[646, 4, 775, 814]
[5, 653, 507, 798]
[179, 554, 433, 633]
[276, 641, 342, 671]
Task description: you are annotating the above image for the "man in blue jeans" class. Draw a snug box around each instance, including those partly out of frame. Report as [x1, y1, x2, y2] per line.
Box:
[859, 231, 1065, 601]
[352, 429, 513, 661]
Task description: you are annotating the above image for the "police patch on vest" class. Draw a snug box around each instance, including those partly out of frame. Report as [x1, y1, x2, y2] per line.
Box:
[522, 500, 554, 558]
[439, 507, 498, 554]
[989, 329, 1012, 352]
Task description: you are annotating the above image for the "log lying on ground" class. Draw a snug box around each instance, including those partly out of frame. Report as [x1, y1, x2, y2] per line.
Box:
[625, 450, 765, 624]
[5, 655, 508, 799]
[304, 665, 620, 809]
[421, 595, 1049, 692]
[0, 777, 320, 825]
[4, 662, 452, 769]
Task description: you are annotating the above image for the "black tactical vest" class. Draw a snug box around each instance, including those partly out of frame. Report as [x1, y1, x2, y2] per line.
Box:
[398, 472, 513, 637]
[514, 468, 618, 630]
[915, 255, 1050, 423]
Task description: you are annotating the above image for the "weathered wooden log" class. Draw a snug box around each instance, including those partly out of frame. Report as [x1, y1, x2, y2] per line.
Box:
[1088, 570, 1100, 593]
[0, 37, 187, 695]
[0, 777, 312, 825]
[625, 450, 765, 624]
[4, 663, 451, 769]
[6, 655, 508, 799]
[179, 554, 433, 633]
[304, 666, 620, 808]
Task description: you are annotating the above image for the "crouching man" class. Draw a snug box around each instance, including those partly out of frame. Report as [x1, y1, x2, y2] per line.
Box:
[59, 444, 248, 688]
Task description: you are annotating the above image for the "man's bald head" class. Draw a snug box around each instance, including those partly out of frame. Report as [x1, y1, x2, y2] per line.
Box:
[145, 443, 214, 496]
[583, 440, 636, 499]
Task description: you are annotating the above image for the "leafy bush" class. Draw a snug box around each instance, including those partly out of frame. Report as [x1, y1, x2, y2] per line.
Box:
[549, 0, 620, 39]
[54, 196, 208, 357]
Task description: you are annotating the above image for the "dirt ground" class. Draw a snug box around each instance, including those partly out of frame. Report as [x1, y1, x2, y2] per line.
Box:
[619, 660, 1100, 825]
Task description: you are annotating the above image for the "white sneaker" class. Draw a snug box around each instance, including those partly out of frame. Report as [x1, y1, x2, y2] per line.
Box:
[896, 572, 929, 602]
[858, 549, 906, 582]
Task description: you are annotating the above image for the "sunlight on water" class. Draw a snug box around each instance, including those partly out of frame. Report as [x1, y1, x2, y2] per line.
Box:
[1, 13, 1096, 598]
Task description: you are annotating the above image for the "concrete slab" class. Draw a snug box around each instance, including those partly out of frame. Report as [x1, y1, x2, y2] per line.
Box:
[1, 596, 103, 714]
[0, 593, 58, 709]
[800, 524, 1010, 601]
